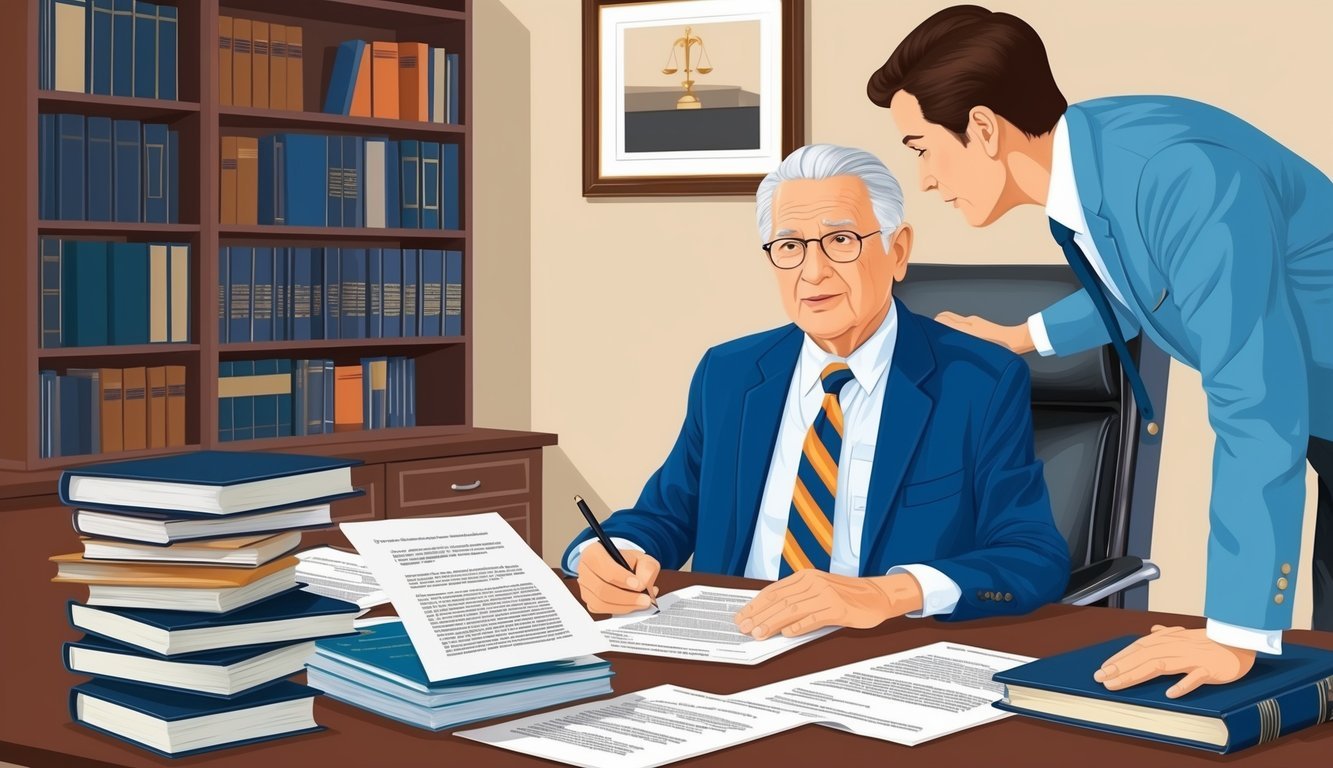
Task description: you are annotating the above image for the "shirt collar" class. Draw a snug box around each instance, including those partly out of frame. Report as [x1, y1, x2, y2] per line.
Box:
[798, 300, 898, 397]
[1046, 114, 1086, 235]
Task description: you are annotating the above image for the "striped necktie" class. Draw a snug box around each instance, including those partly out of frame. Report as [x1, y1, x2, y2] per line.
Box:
[780, 362, 857, 577]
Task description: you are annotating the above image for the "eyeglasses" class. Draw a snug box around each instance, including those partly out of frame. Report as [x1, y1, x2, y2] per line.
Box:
[761, 230, 882, 269]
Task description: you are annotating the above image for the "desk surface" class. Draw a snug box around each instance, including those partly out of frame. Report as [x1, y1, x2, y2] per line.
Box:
[4, 569, 1333, 768]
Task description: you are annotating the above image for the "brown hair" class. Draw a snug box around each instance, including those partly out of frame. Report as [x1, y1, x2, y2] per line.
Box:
[867, 5, 1066, 145]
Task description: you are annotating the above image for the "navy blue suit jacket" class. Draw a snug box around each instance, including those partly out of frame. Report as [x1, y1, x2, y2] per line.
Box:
[563, 300, 1071, 620]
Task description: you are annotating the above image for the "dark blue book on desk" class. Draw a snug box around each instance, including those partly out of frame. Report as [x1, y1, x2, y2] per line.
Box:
[64, 634, 316, 698]
[70, 678, 323, 758]
[994, 635, 1333, 754]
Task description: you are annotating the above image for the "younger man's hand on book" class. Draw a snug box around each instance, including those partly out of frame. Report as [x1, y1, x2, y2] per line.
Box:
[1093, 625, 1257, 698]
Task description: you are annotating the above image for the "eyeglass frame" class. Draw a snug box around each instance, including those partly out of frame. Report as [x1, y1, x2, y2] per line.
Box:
[760, 229, 884, 269]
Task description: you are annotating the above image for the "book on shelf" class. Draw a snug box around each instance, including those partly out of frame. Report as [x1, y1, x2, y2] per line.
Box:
[324, 39, 366, 116]
[252, 21, 270, 109]
[370, 41, 399, 120]
[994, 635, 1333, 754]
[73, 503, 333, 545]
[334, 365, 363, 427]
[81, 531, 303, 567]
[218, 15, 233, 107]
[42, 365, 189, 458]
[40, 115, 181, 224]
[270, 24, 287, 110]
[398, 42, 428, 122]
[70, 678, 323, 758]
[232, 17, 253, 107]
[65, 635, 317, 698]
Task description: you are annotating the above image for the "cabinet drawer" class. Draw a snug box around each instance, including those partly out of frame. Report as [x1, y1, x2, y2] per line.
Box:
[331, 463, 385, 524]
[394, 501, 534, 550]
[389, 450, 535, 514]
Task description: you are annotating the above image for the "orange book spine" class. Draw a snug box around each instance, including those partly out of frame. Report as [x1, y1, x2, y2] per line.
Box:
[371, 41, 400, 119]
[218, 16, 233, 107]
[220, 137, 238, 224]
[147, 366, 167, 449]
[349, 45, 373, 118]
[334, 366, 363, 426]
[251, 21, 270, 109]
[397, 42, 428, 122]
[236, 137, 259, 225]
[166, 365, 186, 447]
[122, 367, 148, 452]
[99, 368, 123, 453]
[51, 554, 300, 587]
[286, 26, 304, 111]
[232, 18, 253, 107]
[269, 24, 287, 111]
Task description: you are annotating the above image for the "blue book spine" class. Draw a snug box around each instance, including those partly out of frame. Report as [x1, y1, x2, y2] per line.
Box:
[442, 143, 460, 230]
[258, 135, 281, 225]
[361, 359, 372, 429]
[420, 142, 440, 229]
[399, 140, 420, 229]
[401, 248, 418, 337]
[89, 0, 114, 95]
[132, 1, 157, 99]
[310, 249, 324, 339]
[218, 246, 228, 343]
[323, 248, 341, 340]
[251, 248, 274, 343]
[290, 360, 306, 437]
[447, 53, 460, 124]
[384, 141, 401, 228]
[419, 249, 443, 336]
[85, 117, 114, 221]
[217, 360, 232, 442]
[322, 40, 365, 115]
[291, 248, 313, 341]
[406, 357, 416, 427]
[167, 130, 179, 223]
[427, 46, 436, 123]
[141, 123, 168, 223]
[230, 360, 254, 441]
[386, 357, 398, 428]
[111, 0, 135, 97]
[156, 4, 177, 100]
[274, 247, 288, 342]
[381, 248, 401, 338]
[59, 376, 84, 455]
[109, 242, 150, 344]
[112, 119, 141, 222]
[322, 360, 334, 434]
[228, 247, 253, 343]
[367, 248, 382, 338]
[39, 0, 51, 91]
[40, 371, 55, 458]
[444, 249, 462, 337]
[251, 359, 279, 439]
[340, 248, 365, 340]
[40, 115, 57, 220]
[41, 238, 64, 348]
[325, 135, 342, 227]
[64, 241, 110, 347]
[279, 135, 326, 227]
[343, 136, 363, 228]
[57, 114, 86, 220]
[276, 359, 293, 438]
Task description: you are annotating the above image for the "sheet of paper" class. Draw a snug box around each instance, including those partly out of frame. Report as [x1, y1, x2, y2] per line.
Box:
[595, 585, 836, 664]
[340, 514, 607, 681]
[295, 546, 390, 609]
[731, 641, 1033, 746]
[455, 684, 810, 768]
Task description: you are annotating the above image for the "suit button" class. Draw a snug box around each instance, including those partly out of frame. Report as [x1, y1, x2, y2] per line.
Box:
[1277, 578, 1289, 590]
[1004, 593, 1013, 602]
[1275, 594, 1285, 605]
[984, 591, 994, 601]
[1146, 422, 1160, 436]
[1281, 563, 1292, 575]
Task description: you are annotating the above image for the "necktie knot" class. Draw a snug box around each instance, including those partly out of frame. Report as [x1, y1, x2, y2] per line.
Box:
[1049, 218, 1076, 246]
[820, 363, 855, 395]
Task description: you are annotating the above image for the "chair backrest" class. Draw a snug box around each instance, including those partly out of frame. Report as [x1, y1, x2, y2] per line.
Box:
[894, 264, 1164, 580]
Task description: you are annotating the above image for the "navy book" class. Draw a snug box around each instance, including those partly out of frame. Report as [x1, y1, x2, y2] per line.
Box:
[402, 248, 419, 336]
[111, 0, 135, 97]
[218, 246, 229, 342]
[367, 248, 383, 338]
[292, 247, 314, 340]
[64, 634, 303, 697]
[421, 142, 441, 229]
[400, 140, 420, 228]
[58, 375, 85, 455]
[274, 246, 289, 341]
[230, 360, 254, 441]
[276, 359, 294, 437]
[447, 52, 460, 123]
[113, 119, 141, 223]
[323, 248, 341, 340]
[340, 248, 366, 339]
[132, 1, 157, 99]
[217, 360, 232, 442]
[445, 249, 463, 336]
[326, 135, 343, 227]
[89, 0, 114, 95]
[420, 249, 444, 336]
[142, 123, 169, 223]
[64, 241, 110, 347]
[994, 635, 1333, 754]
[86, 117, 114, 221]
[342, 135, 364, 228]
[109, 242, 150, 345]
[57, 113, 85, 220]
[282, 133, 328, 226]
[251, 358, 279, 439]
[60, 450, 359, 489]
[442, 142, 460, 230]
[406, 357, 416, 426]
[258, 135, 284, 225]
[156, 3, 178, 100]
[385, 140, 401, 228]
[40, 114, 58, 220]
[70, 679, 323, 758]
[40, 238, 62, 348]
[382, 248, 402, 337]
[228, 246, 253, 343]
[252, 247, 275, 343]
[323, 40, 366, 114]
[322, 360, 335, 434]
[167, 130, 179, 222]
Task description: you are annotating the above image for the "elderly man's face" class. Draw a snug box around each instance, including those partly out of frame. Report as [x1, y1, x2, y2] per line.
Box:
[767, 176, 909, 349]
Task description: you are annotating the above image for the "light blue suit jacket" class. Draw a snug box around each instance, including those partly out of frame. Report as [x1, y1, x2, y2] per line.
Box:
[1042, 97, 1333, 630]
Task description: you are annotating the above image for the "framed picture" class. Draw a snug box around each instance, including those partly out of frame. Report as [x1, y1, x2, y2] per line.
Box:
[582, 0, 805, 197]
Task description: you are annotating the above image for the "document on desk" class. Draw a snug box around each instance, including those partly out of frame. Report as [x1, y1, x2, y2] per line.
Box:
[455, 684, 811, 768]
[340, 514, 608, 682]
[294, 546, 390, 609]
[731, 641, 1034, 746]
[596, 585, 836, 664]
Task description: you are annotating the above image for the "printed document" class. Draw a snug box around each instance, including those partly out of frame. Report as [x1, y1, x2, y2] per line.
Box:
[341, 514, 607, 681]
[596, 585, 835, 664]
[294, 546, 389, 609]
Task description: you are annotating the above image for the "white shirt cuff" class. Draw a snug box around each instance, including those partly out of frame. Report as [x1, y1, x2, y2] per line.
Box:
[1027, 313, 1056, 357]
[888, 564, 961, 618]
[1206, 618, 1282, 655]
[565, 537, 643, 575]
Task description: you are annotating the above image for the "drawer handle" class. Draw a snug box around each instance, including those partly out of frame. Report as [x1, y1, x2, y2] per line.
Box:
[451, 480, 482, 492]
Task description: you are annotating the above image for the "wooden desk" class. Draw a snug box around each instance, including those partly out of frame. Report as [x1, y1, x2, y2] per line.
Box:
[4, 570, 1332, 767]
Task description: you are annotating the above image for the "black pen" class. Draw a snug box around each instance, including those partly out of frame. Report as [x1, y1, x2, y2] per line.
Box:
[574, 495, 659, 610]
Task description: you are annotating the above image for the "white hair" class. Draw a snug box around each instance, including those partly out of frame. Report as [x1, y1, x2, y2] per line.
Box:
[755, 144, 905, 250]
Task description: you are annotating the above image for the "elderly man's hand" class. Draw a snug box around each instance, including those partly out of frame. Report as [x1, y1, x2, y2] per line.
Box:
[1094, 625, 1257, 698]
[733, 570, 924, 640]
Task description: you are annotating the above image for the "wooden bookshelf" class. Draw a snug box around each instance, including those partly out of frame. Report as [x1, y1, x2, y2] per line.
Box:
[1, 0, 551, 478]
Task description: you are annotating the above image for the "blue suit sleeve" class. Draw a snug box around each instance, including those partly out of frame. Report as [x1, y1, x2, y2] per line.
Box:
[1137, 143, 1308, 631]
[925, 358, 1072, 621]
[560, 351, 710, 575]
[1039, 286, 1141, 356]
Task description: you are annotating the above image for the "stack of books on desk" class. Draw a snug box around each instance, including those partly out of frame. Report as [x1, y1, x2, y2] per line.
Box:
[306, 619, 614, 731]
[53, 451, 367, 757]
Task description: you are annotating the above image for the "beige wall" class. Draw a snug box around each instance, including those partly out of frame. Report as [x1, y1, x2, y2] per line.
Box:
[473, 0, 1332, 627]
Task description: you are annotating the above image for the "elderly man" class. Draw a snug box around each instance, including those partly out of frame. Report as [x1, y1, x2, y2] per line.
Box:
[564, 144, 1069, 639]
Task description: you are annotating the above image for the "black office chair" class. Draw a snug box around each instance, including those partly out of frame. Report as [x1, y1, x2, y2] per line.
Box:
[895, 264, 1166, 607]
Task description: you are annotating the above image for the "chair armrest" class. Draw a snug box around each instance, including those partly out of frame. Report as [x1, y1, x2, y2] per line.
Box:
[1061, 556, 1160, 606]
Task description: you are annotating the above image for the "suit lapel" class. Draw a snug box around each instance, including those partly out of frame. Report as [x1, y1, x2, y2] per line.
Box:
[859, 302, 935, 571]
[728, 325, 803, 575]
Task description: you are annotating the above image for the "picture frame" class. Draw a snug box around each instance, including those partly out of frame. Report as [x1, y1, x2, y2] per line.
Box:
[582, 0, 805, 197]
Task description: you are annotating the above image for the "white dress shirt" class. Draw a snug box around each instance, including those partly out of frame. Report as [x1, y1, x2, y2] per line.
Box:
[567, 302, 963, 618]
[1030, 115, 1281, 654]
